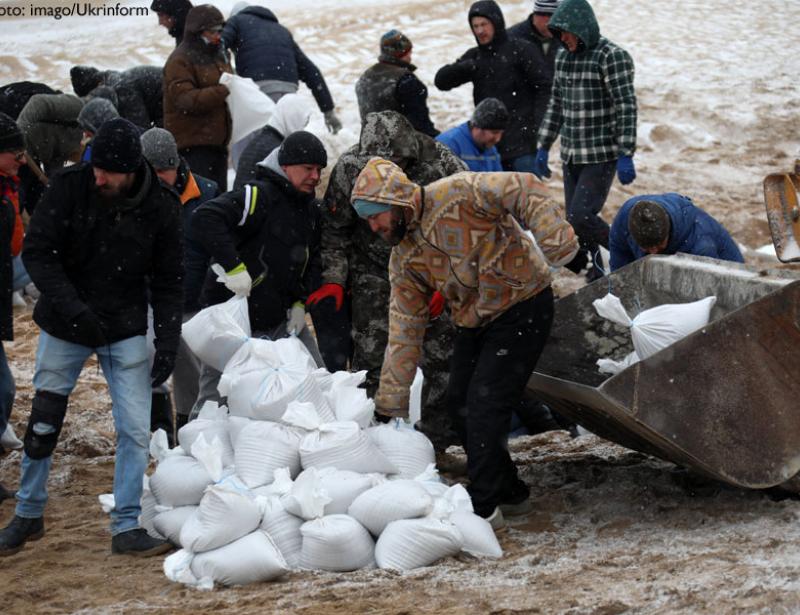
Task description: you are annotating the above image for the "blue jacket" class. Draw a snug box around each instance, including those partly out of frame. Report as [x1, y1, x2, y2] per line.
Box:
[221, 7, 334, 112]
[609, 193, 744, 271]
[436, 122, 502, 172]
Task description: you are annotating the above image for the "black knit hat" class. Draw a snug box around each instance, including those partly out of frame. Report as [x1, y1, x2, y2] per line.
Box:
[380, 29, 412, 58]
[70, 65, 103, 98]
[278, 131, 327, 168]
[628, 200, 671, 249]
[91, 118, 142, 173]
[0, 112, 24, 152]
[471, 98, 509, 130]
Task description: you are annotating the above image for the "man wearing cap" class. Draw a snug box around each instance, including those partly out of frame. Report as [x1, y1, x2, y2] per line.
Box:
[190, 130, 326, 412]
[350, 158, 579, 529]
[533, 0, 638, 282]
[435, 1, 550, 173]
[141, 127, 219, 439]
[0, 118, 183, 557]
[356, 30, 438, 138]
[609, 193, 743, 272]
[150, 0, 193, 47]
[0, 112, 27, 505]
[436, 98, 508, 172]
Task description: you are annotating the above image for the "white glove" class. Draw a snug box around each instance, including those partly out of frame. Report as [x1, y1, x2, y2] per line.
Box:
[287, 302, 306, 335]
[212, 263, 252, 297]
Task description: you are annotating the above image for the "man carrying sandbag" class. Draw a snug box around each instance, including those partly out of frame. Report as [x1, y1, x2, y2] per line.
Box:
[350, 158, 579, 530]
[0, 118, 183, 557]
[190, 130, 326, 414]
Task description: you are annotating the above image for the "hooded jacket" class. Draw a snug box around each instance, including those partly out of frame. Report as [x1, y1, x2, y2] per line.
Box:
[221, 6, 334, 113]
[151, 0, 193, 46]
[233, 93, 312, 189]
[16, 93, 83, 175]
[193, 147, 322, 331]
[0, 81, 58, 120]
[163, 4, 233, 149]
[350, 158, 578, 413]
[22, 162, 184, 351]
[609, 193, 744, 271]
[536, 0, 637, 164]
[434, 0, 550, 161]
[320, 110, 466, 287]
[73, 65, 164, 129]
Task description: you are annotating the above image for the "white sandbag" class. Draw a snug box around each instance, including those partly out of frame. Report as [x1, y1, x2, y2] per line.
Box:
[180, 481, 262, 553]
[153, 506, 198, 546]
[224, 361, 312, 421]
[178, 402, 234, 468]
[234, 420, 302, 488]
[428, 483, 474, 520]
[597, 350, 639, 376]
[414, 463, 449, 497]
[150, 455, 213, 507]
[317, 468, 382, 515]
[450, 510, 503, 558]
[375, 518, 463, 571]
[299, 515, 375, 571]
[219, 73, 276, 143]
[348, 480, 433, 536]
[165, 530, 288, 589]
[182, 295, 251, 372]
[593, 293, 716, 360]
[251, 468, 294, 498]
[139, 475, 163, 539]
[260, 496, 304, 567]
[280, 467, 331, 520]
[326, 384, 375, 429]
[367, 422, 436, 478]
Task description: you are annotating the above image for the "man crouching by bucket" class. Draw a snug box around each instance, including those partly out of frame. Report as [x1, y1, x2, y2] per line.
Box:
[350, 157, 578, 531]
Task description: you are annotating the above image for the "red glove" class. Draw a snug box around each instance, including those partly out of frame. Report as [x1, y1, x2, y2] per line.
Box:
[428, 291, 445, 319]
[306, 283, 345, 311]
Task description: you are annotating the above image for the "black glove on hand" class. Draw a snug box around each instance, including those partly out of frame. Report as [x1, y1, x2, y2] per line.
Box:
[151, 350, 177, 388]
[72, 310, 107, 348]
[564, 249, 590, 274]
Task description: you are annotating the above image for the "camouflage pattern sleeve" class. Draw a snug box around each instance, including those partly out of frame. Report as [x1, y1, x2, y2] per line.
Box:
[320, 161, 356, 287]
[433, 141, 469, 176]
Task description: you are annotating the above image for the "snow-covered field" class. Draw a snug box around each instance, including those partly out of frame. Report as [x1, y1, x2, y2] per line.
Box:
[1, 1, 800, 613]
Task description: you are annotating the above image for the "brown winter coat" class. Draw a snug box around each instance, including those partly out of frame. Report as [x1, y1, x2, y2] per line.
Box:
[351, 157, 579, 414]
[163, 5, 233, 149]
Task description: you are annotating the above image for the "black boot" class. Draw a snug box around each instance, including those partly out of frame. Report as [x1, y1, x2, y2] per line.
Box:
[0, 482, 14, 505]
[111, 528, 173, 557]
[150, 392, 175, 447]
[0, 515, 44, 556]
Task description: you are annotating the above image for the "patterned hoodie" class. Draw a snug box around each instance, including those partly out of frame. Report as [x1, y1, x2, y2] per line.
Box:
[351, 157, 579, 415]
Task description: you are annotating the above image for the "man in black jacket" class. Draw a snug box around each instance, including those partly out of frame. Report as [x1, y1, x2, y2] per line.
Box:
[150, 0, 193, 47]
[190, 130, 326, 413]
[0, 118, 183, 558]
[435, 0, 550, 173]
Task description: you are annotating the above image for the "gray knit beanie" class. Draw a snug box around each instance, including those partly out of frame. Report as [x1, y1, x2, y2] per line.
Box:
[471, 98, 509, 130]
[628, 200, 671, 249]
[78, 98, 119, 134]
[140, 127, 179, 170]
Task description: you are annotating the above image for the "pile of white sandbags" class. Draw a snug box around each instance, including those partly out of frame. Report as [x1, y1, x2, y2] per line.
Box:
[113, 300, 504, 589]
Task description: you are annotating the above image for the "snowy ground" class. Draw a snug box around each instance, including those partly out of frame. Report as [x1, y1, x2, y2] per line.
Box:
[1, 0, 800, 612]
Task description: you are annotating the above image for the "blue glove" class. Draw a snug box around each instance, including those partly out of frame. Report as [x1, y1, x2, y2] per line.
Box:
[616, 155, 636, 185]
[532, 148, 551, 179]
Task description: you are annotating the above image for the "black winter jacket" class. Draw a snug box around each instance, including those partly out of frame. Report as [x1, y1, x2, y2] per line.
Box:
[22, 163, 184, 351]
[233, 125, 283, 190]
[194, 153, 322, 332]
[434, 0, 551, 161]
[0, 81, 58, 120]
[221, 7, 334, 113]
[507, 15, 558, 126]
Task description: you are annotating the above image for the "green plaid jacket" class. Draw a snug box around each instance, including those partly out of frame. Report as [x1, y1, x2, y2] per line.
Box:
[536, 37, 637, 165]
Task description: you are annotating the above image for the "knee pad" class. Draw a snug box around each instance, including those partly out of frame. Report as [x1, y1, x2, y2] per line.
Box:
[24, 390, 69, 460]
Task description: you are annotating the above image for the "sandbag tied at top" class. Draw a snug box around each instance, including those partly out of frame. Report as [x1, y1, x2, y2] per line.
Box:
[178, 402, 234, 468]
[150, 454, 213, 508]
[347, 480, 434, 537]
[367, 422, 436, 478]
[299, 514, 375, 572]
[182, 295, 251, 372]
[375, 518, 463, 571]
[449, 510, 503, 559]
[260, 496, 304, 568]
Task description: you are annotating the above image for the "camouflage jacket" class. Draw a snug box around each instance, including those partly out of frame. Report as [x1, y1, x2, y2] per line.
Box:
[351, 158, 579, 414]
[320, 111, 466, 287]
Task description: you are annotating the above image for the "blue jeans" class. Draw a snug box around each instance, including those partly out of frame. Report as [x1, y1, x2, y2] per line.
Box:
[16, 332, 151, 535]
[0, 342, 14, 435]
[12, 255, 31, 292]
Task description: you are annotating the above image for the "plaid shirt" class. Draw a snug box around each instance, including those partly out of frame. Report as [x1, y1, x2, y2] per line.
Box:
[537, 36, 637, 165]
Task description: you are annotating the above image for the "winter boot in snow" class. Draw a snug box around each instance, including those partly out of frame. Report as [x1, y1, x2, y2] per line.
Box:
[150, 392, 175, 447]
[111, 528, 172, 557]
[0, 515, 44, 556]
[484, 507, 507, 532]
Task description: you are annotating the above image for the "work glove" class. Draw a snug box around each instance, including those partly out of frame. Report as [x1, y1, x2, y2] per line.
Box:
[306, 283, 345, 311]
[287, 301, 306, 335]
[563, 249, 589, 274]
[151, 350, 176, 388]
[324, 110, 342, 135]
[428, 291, 445, 319]
[616, 155, 636, 185]
[532, 148, 551, 179]
[71, 309, 107, 348]
[221, 263, 252, 297]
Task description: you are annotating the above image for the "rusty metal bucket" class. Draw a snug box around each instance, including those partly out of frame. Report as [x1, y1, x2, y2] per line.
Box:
[528, 253, 800, 489]
[764, 162, 800, 262]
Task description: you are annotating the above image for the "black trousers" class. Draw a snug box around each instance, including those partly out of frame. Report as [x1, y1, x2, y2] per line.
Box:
[446, 288, 554, 517]
[562, 160, 616, 257]
[180, 145, 229, 192]
[308, 295, 353, 373]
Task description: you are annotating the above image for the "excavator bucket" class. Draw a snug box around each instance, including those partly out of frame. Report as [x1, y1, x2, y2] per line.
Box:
[764, 164, 800, 262]
[527, 254, 800, 489]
